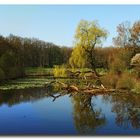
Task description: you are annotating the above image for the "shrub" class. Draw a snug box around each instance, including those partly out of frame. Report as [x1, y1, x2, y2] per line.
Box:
[109, 58, 126, 74]
[131, 53, 140, 66]
[132, 82, 140, 94]
[8, 67, 25, 79]
[101, 72, 119, 89]
[116, 72, 135, 90]
[53, 65, 67, 77]
[131, 53, 140, 77]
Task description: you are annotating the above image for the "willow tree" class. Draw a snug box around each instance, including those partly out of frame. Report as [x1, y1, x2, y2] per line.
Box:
[69, 44, 88, 68]
[70, 20, 108, 76]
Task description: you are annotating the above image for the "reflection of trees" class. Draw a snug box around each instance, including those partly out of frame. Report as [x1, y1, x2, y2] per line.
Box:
[109, 94, 140, 129]
[0, 87, 60, 107]
[72, 93, 106, 135]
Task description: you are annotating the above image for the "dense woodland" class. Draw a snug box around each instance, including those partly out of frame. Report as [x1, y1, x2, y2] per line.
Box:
[0, 34, 72, 80]
[1, 20, 140, 84]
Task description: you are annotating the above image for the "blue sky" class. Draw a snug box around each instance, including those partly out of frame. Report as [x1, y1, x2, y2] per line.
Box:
[0, 5, 140, 47]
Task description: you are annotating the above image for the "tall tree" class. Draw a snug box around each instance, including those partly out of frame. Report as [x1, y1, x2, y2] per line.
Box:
[130, 20, 140, 47]
[70, 20, 107, 76]
[113, 21, 131, 47]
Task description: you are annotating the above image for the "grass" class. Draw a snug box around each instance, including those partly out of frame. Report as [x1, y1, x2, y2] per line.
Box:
[25, 67, 53, 76]
[25, 67, 107, 77]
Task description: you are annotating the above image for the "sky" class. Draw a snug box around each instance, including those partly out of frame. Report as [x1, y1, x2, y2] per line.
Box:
[0, 5, 140, 47]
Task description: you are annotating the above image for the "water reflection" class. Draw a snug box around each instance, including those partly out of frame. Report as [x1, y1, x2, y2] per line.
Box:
[0, 85, 68, 107]
[0, 88, 49, 107]
[72, 93, 106, 135]
[101, 93, 140, 129]
[109, 94, 140, 129]
[1, 86, 140, 134]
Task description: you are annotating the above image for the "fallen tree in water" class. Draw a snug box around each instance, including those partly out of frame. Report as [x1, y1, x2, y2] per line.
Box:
[45, 80, 116, 95]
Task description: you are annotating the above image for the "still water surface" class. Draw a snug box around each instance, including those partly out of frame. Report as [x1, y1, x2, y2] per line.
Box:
[0, 85, 140, 135]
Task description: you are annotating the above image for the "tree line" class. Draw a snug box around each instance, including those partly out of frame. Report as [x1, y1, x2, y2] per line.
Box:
[1, 19, 140, 81]
[0, 34, 72, 81]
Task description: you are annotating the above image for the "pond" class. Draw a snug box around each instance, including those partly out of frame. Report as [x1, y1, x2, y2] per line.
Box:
[0, 77, 140, 135]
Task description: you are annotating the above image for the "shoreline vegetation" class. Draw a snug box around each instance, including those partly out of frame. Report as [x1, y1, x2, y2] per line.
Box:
[0, 19, 140, 94]
[0, 67, 139, 94]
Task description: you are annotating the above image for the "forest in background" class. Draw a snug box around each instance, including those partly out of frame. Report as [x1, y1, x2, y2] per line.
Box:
[0, 34, 72, 80]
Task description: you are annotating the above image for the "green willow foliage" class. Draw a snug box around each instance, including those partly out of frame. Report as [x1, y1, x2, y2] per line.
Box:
[69, 44, 88, 68]
[69, 20, 107, 74]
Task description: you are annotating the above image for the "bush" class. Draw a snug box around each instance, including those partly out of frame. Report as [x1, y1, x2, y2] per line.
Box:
[0, 50, 25, 80]
[109, 58, 126, 74]
[131, 53, 140, 66]
[131, 53, 140, 77]
[101, 72, 119, 89]
[116, 72, 135, 90]
[53, 65, 67, 77]
[132, 82, 140, 94]
[8, 67, 25, 79]
[101, 71, 137, 91]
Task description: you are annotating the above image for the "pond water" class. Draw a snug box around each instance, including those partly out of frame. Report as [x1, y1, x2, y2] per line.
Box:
[0, 78, 140, 135]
